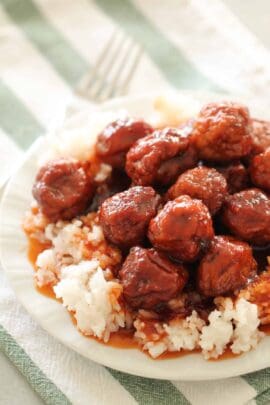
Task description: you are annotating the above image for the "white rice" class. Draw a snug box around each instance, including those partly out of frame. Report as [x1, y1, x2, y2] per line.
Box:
[35, 213, 120, 286]
[23, 203, 49, 242]
[165, 311, 205, 352]
[87, 224, 104, 246]
[35, 249, 58, 287]
[54, 260, 124, 341]
[134, 298, 263, 359]
[33, 212, 125, 342]
[150, 93, 200, 128]
[94, 163, 112, 183]
[200, 299, 235, 359]
[231, 298, 263, 354]
[45, 220, 85, 264]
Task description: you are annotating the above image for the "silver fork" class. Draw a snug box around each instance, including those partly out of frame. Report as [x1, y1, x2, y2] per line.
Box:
[0, 34, 142, 191]
[76, 31, 143, 103]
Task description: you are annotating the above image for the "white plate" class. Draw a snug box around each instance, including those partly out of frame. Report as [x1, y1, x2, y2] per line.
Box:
[0, 133, 22, 190]
[1, 91, 270, 381]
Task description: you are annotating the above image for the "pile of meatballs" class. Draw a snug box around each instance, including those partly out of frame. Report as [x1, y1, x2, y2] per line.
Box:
[32, 102, 270, 314]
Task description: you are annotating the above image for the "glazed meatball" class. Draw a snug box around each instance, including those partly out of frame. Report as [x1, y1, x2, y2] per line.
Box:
[96, 118, 153, 168]
[32, 159, 93, 221]
[156, 120, 198, 185]
[148, 195, 214, 262]
[192, 102, 252, 162]
[197, 236, 257, 297]
[119, 247, 188, 309]
[216, 162, 249, 194]
[222, 188, 270, 245]
[167, 167, 227, 215]
[126, 127, 198, 186]
[250, 148, 270, 191]
[99, 186, 160, 248]
[250, 119, 270, 155]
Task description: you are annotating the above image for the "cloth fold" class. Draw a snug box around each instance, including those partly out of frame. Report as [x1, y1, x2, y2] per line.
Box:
[0, 0, 270, 404]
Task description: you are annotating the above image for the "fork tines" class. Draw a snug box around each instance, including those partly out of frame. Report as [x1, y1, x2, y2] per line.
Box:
[76, 30, 143, 103]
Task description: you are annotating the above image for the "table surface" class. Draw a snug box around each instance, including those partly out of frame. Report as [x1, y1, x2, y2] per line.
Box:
[1, 1, 270, 404]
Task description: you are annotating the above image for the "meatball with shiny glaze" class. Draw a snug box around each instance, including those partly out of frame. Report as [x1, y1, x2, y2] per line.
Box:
[119, 247, 188, 309]
[167, 167, 227, 215]
[32, 159, 93, 221]
[148, 195, 214, 262]
[99, 186, 160, 248]
[192, 102, 252, 162]
[197, 236, 257, 297]
[222, 188, 270, 245]
[250, 119, 270, 156]
[216, 162, 249, 194]
[96, 117, 153, 168]
[250, 148, 270, 192]
[126, 127, 198, 186]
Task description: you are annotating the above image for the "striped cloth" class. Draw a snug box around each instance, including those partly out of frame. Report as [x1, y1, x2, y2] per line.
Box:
[0, 0, 270, 404]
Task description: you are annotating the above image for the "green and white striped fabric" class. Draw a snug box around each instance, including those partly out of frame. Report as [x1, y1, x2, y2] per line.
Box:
[0, 0, 270, 404]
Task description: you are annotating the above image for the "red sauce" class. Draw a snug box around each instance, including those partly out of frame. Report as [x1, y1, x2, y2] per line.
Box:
[106, 329, 137, 348]
[27, 236, 58, 300]
[158, 349, 199, 360]
[26, 236, 267, 361]
[209, 347, 241, 361]
[28, 236, 51, 269]
[37, 284, 58, 300]
[260, 324, 270, 335]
